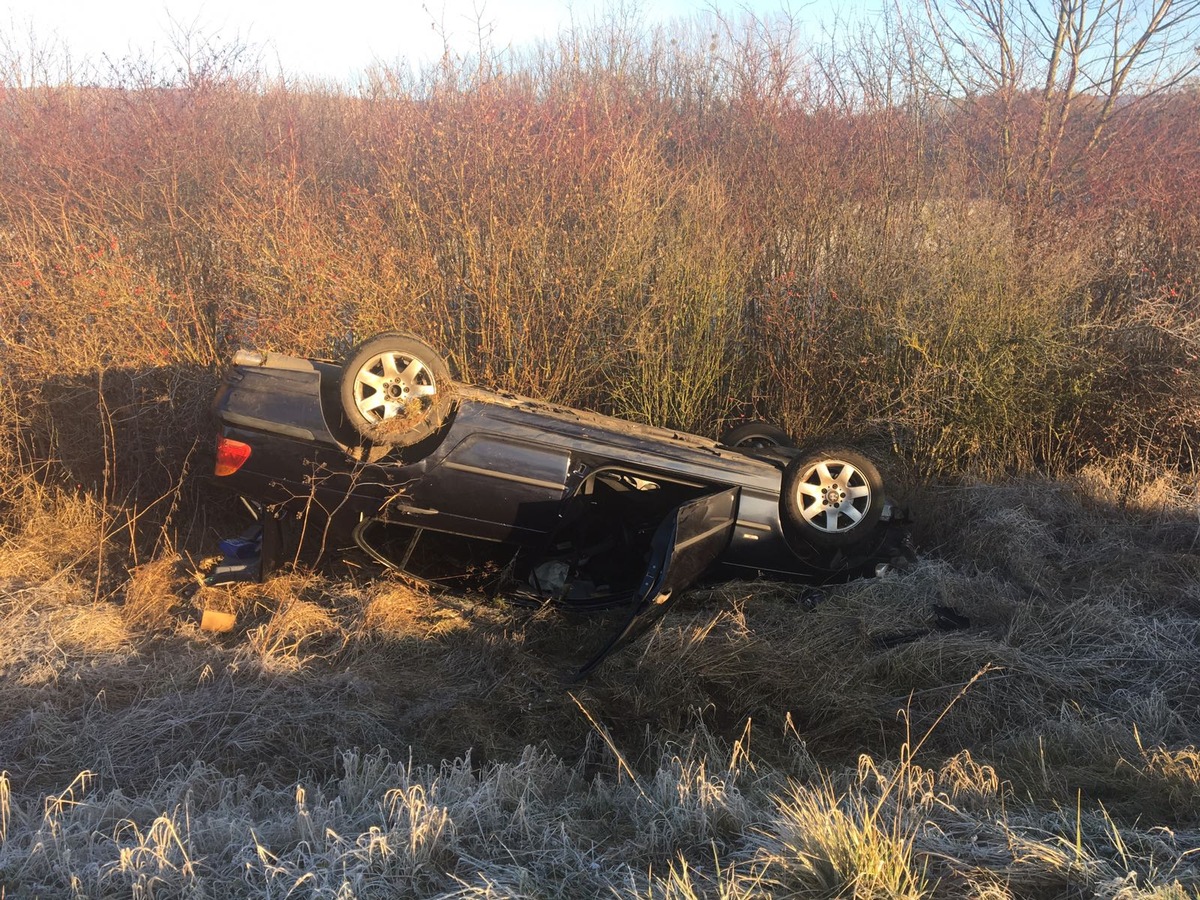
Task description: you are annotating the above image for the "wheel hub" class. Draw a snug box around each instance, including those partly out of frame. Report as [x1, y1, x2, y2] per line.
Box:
[822, 484, 847, 507]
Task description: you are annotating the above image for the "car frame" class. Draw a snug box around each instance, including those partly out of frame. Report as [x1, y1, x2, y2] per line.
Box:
[210, 332, 912, 674]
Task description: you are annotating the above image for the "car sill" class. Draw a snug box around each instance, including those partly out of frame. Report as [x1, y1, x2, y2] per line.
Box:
[442, 460, 565, 492]
[221, 412, 316, 442]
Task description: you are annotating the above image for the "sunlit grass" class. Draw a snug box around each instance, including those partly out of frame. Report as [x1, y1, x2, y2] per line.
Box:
[0, 8, 1197, 896]
[1, 467, 1198, 896]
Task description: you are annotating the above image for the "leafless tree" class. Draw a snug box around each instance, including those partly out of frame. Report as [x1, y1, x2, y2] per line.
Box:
[909, 0, 1200, 201]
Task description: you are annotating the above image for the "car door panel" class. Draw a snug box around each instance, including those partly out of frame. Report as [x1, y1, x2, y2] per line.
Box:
[404, 434, 572, 540]
[575, 486, 739, 677]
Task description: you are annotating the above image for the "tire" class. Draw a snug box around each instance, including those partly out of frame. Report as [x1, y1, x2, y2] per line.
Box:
[719, 421, 796, 450]
[339, 332, 454, 447]
[780, 447, 884, 547]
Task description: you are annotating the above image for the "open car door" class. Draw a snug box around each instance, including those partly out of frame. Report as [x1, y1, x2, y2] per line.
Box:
[575, 486, 739, 678]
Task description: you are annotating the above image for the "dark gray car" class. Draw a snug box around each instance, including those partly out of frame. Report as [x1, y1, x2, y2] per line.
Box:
[211, 332, 912, 673]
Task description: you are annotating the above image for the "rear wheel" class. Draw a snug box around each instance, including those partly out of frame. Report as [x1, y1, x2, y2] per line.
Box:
[339, 332, 454, 447]
[780, 447, 883, 547]
[719, 421, 795, 450]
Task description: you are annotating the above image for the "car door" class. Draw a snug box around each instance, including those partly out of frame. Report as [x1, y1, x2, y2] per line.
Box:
[406, 433, 572, 542]
[575, 486, 739, 678]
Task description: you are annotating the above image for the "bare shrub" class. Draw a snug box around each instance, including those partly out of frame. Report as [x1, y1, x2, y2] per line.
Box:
[2, 8, 1199, 498]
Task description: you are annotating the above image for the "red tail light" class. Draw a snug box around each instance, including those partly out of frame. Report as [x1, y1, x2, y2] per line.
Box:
[215, 435, 252, 476]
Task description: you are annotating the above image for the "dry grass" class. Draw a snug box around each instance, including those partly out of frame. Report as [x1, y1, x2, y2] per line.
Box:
[2, 467, 1199, 897]
[120, 554, 187, 630]
[362, 581, 473, 640]
[0, 13, 1198, 892]
[0, 488, 108, 584]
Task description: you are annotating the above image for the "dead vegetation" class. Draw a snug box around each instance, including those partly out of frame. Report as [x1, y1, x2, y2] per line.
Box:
[1, 467, 1198, 897]
[1, 4, 1198, 895]
[2, 7, 1197, 498]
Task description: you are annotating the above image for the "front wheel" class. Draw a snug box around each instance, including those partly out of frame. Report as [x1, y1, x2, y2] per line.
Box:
[780, 447, 884, 548]
[339, 332, 454, 447]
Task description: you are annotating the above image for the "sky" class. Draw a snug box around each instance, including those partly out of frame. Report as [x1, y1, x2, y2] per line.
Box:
[2, 0, 855, 85]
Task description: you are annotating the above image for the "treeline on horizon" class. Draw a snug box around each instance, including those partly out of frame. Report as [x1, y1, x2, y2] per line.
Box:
[0, 5, 1197, 519]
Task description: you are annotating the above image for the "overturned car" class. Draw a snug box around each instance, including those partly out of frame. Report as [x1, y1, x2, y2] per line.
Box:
[210, 333, 912, 673]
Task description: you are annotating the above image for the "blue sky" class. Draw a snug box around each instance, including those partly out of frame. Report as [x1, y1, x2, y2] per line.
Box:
[3, 0, 867, 83]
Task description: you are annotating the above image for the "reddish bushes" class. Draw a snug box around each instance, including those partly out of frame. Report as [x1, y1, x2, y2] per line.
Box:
[0, 21, 1196, 531]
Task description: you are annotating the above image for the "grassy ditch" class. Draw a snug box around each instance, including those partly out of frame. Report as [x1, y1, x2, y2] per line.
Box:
[1, 10, 1198, 896]
[1, 467, 1197, 897]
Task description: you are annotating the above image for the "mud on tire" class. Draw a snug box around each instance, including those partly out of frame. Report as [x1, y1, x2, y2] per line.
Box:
[339, 332, 454, 447]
